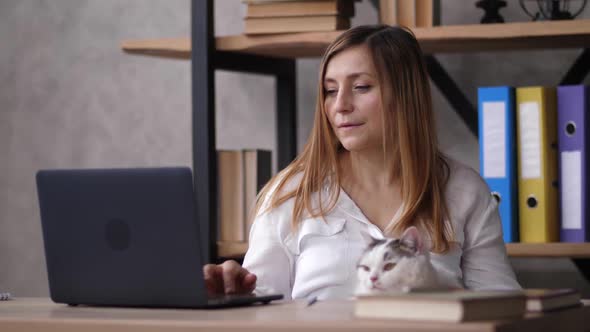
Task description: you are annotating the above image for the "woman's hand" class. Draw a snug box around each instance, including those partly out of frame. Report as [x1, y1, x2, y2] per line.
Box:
[203, 260, 257, 295]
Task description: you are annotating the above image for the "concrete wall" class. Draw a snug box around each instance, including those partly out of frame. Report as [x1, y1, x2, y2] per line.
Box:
[1, 0, 589, 296]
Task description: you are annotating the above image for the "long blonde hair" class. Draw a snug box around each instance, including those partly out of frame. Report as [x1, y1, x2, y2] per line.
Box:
[253, 25, 452, 253]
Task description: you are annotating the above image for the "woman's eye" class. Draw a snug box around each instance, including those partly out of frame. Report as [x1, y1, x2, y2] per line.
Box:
[354, 85, 371, 92]
[383, 263, 396, 271]
[324, 88, 337, 96]
[358, 265, 370, 272]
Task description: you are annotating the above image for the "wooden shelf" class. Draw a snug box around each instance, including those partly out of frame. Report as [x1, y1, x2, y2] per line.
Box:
[217, 241, 590, 258]
[219, 241, 590, 260]
[121, 19, 590, 59]
[218, 241, 248, 258]
[506, 243, 590, 258]
[121, 38, 190, 59]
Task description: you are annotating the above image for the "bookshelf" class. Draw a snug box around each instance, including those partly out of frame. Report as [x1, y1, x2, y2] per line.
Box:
[218, 242, 590, 262]
[506, 243, 590, 258]
[215, 242, 590, 280]
[121, 1, 590, 264]
[507, 243, 590, 282]
[122, 19, 590, 58]
[220, 243, 590, 279]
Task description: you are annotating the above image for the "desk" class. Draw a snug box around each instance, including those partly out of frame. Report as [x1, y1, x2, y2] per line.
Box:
[0, 298, 589, 332]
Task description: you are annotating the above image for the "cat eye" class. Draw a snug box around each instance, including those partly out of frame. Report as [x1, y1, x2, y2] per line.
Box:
[383, 263, 396, 271]
[358, 265, 370, 272]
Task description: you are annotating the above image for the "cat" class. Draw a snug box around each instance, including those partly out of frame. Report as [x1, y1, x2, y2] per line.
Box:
[355, 226, 443, 295]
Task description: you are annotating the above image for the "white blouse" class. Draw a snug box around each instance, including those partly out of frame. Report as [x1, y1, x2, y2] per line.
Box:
[242, 159, 521, 300]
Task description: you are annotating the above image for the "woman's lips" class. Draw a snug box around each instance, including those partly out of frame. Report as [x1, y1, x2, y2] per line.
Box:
[338, 123, 363, 129]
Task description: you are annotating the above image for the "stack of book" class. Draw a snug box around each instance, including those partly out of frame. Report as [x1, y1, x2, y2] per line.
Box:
[243, 0, 355, 35]
[217, 149, 271, 244]
[355, 290, 527, 322]
[355, 288, 581, 322]
[525, 288, 581, 312]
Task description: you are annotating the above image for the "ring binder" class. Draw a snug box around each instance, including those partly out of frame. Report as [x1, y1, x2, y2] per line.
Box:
[478, 86, 519, 242]
[557, 85, 590, 242]
[517, 86, 559, 243]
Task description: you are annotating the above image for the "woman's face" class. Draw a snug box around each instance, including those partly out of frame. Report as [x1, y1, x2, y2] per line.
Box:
[323, 45, 384, 153]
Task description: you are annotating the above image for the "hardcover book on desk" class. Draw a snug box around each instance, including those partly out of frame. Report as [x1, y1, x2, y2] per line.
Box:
[525, 288, 581, 312]
[355, 290, 526, 322]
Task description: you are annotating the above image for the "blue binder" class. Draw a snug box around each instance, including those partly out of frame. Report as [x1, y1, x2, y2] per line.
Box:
[478, 86, 519, 242]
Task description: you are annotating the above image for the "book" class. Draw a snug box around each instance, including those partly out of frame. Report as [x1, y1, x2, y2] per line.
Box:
[379, 0, 397, 25]
[243, 0, 325, 3]
[242, 0, 320, 5]
[246, 0, 354, 18]
[525, 289, 581, 312]
[380, 0, 440, 28]
[244, 15, 350, 34]
[217, 150, 272, 243]
[396, 0, 415, 28]
[516, 86, 559, 242]
[218, 150, 246, 242]
[416, 0, 440, 28]
[243, 0, 361, 3]
[355, 290, 526, 322]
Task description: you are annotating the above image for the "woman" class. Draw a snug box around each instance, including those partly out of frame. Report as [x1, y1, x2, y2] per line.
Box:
[204, 25, 521, 300]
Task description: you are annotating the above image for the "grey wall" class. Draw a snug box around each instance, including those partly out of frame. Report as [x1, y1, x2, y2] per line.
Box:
[1, 0, 192, 296]
[1, 0, 589, 297]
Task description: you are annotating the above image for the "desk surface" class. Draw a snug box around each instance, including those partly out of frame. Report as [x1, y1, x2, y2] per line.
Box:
[0, 298, 589, 332]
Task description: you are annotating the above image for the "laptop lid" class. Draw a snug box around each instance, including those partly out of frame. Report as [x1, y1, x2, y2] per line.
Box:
[36, 167, 209, 308]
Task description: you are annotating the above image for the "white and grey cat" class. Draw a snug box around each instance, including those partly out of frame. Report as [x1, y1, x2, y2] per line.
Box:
[355, 226, 443, 295]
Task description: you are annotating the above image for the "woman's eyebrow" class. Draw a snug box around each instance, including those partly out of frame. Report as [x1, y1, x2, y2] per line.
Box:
[324, 72, 373, 83]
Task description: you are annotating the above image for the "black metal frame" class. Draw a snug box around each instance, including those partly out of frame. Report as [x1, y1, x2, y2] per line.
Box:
[215, 51, 297, 169]
[424, 49, 590, 139]
[192, 0, 216, 263]
[560, 48, 590, 85]
[192, 1, 297, 263]
[425, 56, 478, 136]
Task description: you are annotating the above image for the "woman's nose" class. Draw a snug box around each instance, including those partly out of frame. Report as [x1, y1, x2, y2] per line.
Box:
[333, 90, 353, 113]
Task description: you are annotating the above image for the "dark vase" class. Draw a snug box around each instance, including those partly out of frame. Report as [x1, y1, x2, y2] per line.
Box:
[476, 0, 508, 23]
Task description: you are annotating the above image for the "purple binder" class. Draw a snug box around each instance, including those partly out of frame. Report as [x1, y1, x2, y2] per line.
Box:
[557, 85, 590, 242]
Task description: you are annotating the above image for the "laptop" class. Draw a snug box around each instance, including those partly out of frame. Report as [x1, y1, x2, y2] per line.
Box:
[36, 167, 283, 308]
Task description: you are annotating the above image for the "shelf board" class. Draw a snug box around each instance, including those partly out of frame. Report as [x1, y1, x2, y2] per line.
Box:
[121, 38, 190, 59]
[121, 19, 590, 59]
[218, 241, 248, 258]
[219, 242, 590, 260]
[506, 243, 590, 258]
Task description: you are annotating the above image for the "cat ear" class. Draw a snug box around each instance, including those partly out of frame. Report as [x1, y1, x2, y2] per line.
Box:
[368, 236, 385, 249]
[400, 226, 424, 255]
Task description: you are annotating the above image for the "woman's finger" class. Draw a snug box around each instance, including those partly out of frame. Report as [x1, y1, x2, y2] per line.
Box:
[221, 260, 241, 294]
[241, 273, 257, 293]
[203, 264, 223, 295]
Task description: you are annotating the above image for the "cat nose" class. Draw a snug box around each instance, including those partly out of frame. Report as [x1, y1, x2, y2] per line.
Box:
[370, 276, 378, 282]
